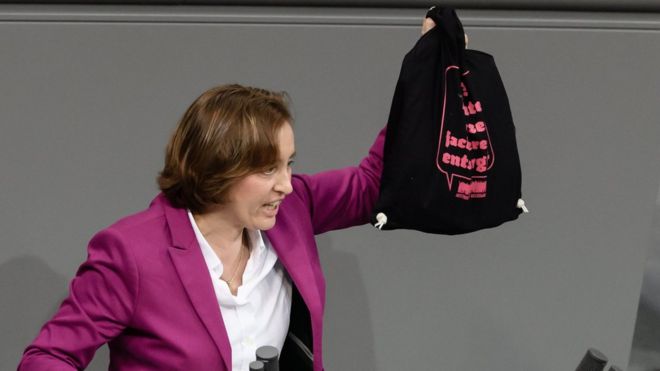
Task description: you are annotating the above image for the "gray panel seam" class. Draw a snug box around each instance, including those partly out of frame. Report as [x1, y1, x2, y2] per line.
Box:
[1, 6, 660, 30]
[3, 1, 660, 13]
[2, 20, 660, 31]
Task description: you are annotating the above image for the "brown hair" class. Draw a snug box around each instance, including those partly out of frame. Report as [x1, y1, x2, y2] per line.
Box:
[157, 84, 292, 213]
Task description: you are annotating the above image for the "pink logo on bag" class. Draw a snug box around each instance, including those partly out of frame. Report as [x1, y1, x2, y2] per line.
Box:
[435, 66, 495, 199]
[456, 178, 487, 200]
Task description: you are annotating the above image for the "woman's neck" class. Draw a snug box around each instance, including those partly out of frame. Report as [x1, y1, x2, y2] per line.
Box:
[192, 209, 245, 254]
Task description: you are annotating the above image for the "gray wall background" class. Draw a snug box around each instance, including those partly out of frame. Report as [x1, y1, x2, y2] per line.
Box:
[1, 4, 659, 371]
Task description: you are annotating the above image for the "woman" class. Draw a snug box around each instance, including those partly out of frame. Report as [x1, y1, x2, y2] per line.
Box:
[19, 17, 435, 371]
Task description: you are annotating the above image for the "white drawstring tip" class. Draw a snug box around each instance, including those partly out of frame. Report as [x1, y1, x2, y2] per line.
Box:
[374, 212, 388, 230]
[517, 198, 529, 213]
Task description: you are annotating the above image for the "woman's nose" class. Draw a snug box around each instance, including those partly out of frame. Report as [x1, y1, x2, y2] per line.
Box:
[274, 171, 293, 195]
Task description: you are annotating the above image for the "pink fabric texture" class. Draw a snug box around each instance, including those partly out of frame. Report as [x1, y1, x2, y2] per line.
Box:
[18, 128, 385, 371]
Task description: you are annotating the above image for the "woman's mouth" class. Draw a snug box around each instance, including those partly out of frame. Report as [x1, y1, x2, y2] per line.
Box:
[263, 200, 282, 211]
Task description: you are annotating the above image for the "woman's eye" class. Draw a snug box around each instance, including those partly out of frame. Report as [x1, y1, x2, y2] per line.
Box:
[288, 160, 295, 167]
[264, 167, 277, 175]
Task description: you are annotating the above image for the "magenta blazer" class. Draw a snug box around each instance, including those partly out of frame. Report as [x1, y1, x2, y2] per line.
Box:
[18, 129, 384, 371]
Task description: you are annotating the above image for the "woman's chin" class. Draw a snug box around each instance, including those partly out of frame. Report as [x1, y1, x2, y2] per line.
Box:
[255, 216, 277, 231]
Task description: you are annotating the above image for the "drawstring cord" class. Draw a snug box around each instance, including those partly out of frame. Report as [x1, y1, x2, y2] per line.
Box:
[374, 213, 388, 230]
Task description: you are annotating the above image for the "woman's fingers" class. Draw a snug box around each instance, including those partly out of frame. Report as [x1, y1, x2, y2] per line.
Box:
[421, 14, 469, 49]
[422, 17, 436, 35]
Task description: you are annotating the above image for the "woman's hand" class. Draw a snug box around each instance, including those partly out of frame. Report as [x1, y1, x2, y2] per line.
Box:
[421, 17, 436, 35]
[421, 15, 469, 48]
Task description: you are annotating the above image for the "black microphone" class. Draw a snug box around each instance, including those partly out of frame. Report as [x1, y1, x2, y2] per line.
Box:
[256, 345, 279, 371]
[575, 348, 608, 371]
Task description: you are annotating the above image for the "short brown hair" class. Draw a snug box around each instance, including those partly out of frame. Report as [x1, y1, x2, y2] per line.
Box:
[157, 84, 292, 213]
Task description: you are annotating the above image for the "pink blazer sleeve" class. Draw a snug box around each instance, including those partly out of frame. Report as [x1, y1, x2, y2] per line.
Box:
[18, 229, 139, 370]
[294, 127, 385, 235]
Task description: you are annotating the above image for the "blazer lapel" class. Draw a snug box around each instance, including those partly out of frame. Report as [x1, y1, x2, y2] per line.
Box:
[158, 195, 232, 371]
[265, 207, 321, 319]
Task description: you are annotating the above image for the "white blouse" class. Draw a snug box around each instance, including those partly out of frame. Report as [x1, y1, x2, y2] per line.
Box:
[187, 211, 292, 371]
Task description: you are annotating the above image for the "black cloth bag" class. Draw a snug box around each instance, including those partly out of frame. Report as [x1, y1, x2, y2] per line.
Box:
[371, 7, 526, 235]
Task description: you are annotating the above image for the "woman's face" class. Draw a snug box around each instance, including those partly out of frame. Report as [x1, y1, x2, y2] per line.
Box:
[225, 122, 296, 231]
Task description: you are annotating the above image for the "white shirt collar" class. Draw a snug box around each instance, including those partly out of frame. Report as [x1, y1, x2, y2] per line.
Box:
[185, 211, 291, 371]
